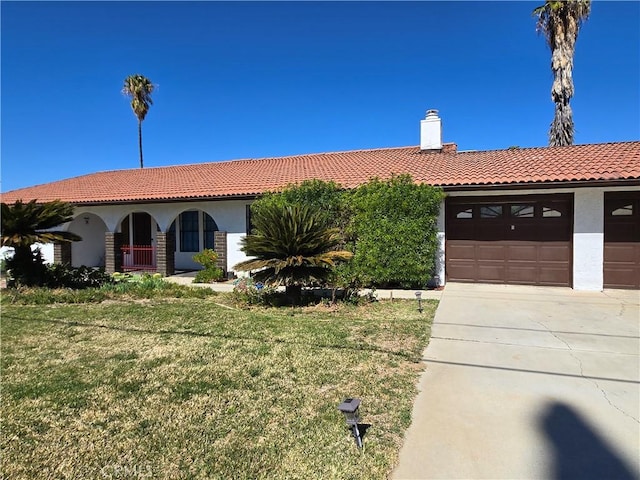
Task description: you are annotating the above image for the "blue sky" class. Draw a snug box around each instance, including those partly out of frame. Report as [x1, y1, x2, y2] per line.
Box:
[2, 1, 639, 192]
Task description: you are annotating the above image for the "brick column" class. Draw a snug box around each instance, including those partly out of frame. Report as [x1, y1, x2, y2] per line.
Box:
[105, 232, 123, 274]
[214, 231, 227, 276]
[155, 231, 175, 277]
[53, 242, 72, 266]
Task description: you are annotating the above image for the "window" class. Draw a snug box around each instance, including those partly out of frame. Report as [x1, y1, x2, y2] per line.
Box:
[180, 211, 199, 252]
[246, 205, 254, 234]
[203, 213, 218, 249]
[455, 207, 473, 219]
[510, 205, 534, 218]
[542, 206, 562, 217]
[611, 204, 633, 216]
[480, 205, 503, 218]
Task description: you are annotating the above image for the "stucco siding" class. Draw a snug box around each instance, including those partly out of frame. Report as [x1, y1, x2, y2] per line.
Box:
[573, 189, 604, 290]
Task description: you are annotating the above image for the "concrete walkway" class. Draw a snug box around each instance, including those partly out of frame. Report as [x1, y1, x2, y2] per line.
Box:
[393, 283, 640, 480]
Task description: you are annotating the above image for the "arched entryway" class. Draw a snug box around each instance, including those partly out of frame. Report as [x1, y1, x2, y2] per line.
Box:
[118, 212, 159, 272]
[169, 210, 226, 273]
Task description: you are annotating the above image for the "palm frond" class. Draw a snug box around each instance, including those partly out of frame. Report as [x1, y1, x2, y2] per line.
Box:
[1, 200, 82, 248]
[233, 203, 352, 288]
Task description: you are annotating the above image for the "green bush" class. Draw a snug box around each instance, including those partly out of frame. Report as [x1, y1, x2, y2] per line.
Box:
[250, 179, 346, 232]
[44, 264, 114, 289]
[248, 176, 443, 290]
[192, 249, 223, 283]
[344, 175, 443, 289]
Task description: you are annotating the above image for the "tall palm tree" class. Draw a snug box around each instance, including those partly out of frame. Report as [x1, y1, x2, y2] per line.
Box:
[233, 204, 353, 300]
[534, 1, 591, 146]
[122, 74, 155, 168]
[1, 200, 81, 286]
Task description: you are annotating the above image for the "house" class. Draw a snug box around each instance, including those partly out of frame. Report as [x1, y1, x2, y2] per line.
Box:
[2, 110, 639, 290]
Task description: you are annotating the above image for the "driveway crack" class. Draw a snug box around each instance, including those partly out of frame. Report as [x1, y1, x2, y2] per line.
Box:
[536, 319, 639, 425]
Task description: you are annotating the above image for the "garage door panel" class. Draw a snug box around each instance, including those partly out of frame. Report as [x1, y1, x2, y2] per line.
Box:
[538, 244, 571, 262]
[446, 240, 572, 286]
[506, 266, 537, 284]
[446, 262, 477, 282]
[507, 244, 537, 261]
[604, 244, 637, 263]
[477, 264, 506, 281]
[604, 268, 638, 289]
[476, 245, 506, 260]
[447, 243, 476, 260]
[538, 267, 571, 286]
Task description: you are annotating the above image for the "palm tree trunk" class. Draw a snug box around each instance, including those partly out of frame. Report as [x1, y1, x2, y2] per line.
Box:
[138, 120, 144, 168]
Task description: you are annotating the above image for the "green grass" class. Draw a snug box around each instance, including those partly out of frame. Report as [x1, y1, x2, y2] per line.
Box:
[1, 293, 436, 479]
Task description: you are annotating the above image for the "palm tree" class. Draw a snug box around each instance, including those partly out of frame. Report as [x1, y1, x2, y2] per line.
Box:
[1, 200, 81, 286]
[122, 74, 155, 168]
[233, 204, 353, 301]
[534, 1, 591, 146]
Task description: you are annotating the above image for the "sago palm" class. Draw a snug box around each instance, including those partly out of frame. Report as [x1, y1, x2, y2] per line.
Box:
[534, 0, 591, 146]
[122, 74, 155, 168]
[233, 204, 353, 299]
[1, 200, 81, 286]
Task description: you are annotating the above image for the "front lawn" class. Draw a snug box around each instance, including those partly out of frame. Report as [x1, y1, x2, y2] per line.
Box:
[1, 294, 435, 479]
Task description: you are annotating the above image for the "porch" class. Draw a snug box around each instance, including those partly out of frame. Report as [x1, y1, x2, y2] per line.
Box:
[121, 245, 157, 272]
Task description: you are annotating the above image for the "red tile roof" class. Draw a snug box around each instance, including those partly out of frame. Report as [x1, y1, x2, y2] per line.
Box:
[2, 141, 639, 204]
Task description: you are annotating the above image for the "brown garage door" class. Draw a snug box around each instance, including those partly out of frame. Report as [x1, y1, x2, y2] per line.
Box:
[604, 192, 640, 289]
[446, 194, 573, 286]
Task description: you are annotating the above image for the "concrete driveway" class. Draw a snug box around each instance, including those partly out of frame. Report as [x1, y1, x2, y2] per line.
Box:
[393, 283, 640, 480]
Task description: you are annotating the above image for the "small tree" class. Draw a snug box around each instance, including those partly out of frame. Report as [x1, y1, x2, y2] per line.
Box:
[346, 175, 443, 288]
[234, 203, 352, 302]
[192, 249, 224, 283]
[1, 200, 81, 287]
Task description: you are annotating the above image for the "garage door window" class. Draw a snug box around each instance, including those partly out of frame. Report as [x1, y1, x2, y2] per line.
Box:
[611, 204, 633, 216]
[454, 206, 473, 219]
[480, 205, 503, 218]
[510, 205, 534, 218]
[542, 206, 562, 217]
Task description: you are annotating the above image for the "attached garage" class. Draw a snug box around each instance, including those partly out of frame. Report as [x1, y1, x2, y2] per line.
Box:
[604, 191, 640, 289]
[445, 194, 573, 287]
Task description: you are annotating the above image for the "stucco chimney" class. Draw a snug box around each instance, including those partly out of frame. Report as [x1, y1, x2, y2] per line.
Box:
[420, 109, 442, 150]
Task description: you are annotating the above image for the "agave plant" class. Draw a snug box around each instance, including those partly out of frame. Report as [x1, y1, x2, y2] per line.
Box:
[233, 204, 352, 300]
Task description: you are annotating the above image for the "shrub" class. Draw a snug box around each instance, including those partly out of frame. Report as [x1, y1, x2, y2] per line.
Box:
[5, 248, 48, 288]
[246, 176, 443, 290]
[230, 277, 278, 306]
[192, 249, 223, 283]
[234, 204, 352, 303]
[44, 264, 114, 289]
[345, 175, 444, 289]
[250, 179, 346, 232]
